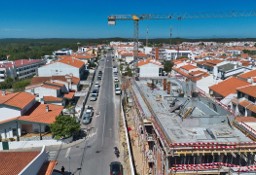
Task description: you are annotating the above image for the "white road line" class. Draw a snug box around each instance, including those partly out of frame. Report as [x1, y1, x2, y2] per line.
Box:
[101, 101, 107, 147]
[65, 147, 71, 158]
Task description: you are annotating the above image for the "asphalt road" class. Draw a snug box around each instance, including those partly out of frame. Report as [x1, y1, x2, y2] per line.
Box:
[54, 52, 121, 175]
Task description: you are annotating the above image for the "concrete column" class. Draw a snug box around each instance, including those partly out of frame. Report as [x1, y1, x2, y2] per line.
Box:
[165, 157, 169, 175]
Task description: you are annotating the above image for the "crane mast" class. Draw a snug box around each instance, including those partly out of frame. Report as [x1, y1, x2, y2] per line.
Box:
[108, 10, 256, 61]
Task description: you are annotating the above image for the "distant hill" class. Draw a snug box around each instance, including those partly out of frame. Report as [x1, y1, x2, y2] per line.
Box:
[0, 37, 255, 60]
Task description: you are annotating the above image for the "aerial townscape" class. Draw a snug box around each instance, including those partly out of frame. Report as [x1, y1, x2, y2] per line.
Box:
[1, 1, 256, 175]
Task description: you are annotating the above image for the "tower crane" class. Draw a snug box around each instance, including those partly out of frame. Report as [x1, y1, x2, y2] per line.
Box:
[108, 11, 256, 60]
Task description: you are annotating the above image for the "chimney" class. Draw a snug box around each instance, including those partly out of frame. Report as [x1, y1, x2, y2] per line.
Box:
[163, 79, 167, 91]
[45, 105, 49, 112]
[2, 90, 6, 96]
[155, 47, 159, 60]
[167, 81, 171, 94]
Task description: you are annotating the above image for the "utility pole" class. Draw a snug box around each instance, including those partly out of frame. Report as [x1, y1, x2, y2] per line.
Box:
[169, 26, 172, 48]
[146, 27, 149, 47]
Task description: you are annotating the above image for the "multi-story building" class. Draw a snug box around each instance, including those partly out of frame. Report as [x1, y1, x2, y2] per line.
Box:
[0, 59, 45, 82]
[129, 78, 256, 175]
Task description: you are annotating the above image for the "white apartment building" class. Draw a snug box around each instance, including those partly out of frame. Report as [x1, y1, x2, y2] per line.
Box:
[0, 59, 45, 82]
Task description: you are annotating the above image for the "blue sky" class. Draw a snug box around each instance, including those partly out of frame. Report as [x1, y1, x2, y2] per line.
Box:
[0, 0, 256, 38]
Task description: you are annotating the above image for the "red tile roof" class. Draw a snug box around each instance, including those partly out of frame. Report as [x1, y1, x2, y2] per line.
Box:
[137, 58, 162, 67]
[58, 57, 84, 68]
[209, 77, 250, 97]
[14, 59, 43, 67]
[42, 84, 61, 90]
[43, 96, 63, 102]
[19, 103, 63, 124]
[31, 75, 80, 86]
[235, 116, 256, 123]
[0, 151, 40, 175]
[239, 100, 256, 113]
[0, 59, 43, 69]
[64, 92, 75, 99]
[237, 85, 256, 98]
[180, 64, 198, 71]
[0, 92, 35, 109]
[238, 69, 256, 79]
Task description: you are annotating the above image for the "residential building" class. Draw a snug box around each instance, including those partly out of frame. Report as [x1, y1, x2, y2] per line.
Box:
[0, 91, 63, 140]
[30, 75, 80, 91]
[213, 62, 251, 80]
[0, 59, 45, 82]
[237, 69, 256, 82]
[209, 77, 250, 100]
[232, 85, 256, 117]
[197, 59, 223, 73]
[25, 81, 67, 102]
[38, 57, 86, 79]
[53, 48, 72, 56]
[136, 58, 163, 77]
[0, 147, 55, 175]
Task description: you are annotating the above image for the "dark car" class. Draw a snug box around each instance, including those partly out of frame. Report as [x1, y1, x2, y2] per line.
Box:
[110, 161, 123, 175]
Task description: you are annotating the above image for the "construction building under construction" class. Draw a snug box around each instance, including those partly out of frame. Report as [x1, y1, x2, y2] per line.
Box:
[128, 77, 256, 175]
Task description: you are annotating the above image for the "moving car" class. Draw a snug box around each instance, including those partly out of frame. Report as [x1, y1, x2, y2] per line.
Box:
[110, 161, 123, 175]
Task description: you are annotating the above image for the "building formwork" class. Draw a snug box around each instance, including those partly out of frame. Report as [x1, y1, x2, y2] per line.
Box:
[129, 78, 256, 175]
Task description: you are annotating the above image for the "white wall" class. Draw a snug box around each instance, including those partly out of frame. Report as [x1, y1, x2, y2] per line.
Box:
[38, 62, 80, 78]
[139, 63, 161, 77]
[144, 47, 152, 55]
[125, 56, 134, 64]
[0, 121, 21, 139]
[34, 87, 58, 99]
[0, 107, 21, 121]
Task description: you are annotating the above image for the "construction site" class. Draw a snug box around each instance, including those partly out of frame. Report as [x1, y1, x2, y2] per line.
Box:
[124, 77, 256, 175]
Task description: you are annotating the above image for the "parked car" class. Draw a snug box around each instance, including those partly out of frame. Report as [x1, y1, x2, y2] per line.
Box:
[114, 77, 119, 82]
[115, 87, 122, 95]
[85, 107, 94, 117]
[90, 94, 97, 101]
[82, 113, 92, 124]
[97, 76, 102, 80]
[92, 89, 99, 95]
[110, 161, 123, 175]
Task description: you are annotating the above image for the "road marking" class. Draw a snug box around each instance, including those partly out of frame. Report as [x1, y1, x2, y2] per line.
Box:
[65, 147, 71, 158]
[101, 111, 106, 147]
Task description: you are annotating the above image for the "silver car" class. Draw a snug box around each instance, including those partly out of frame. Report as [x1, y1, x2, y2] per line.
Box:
[90, 93, 97, 101]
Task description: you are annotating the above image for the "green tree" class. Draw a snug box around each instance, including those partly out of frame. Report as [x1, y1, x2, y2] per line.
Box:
[163, 61, 174, 73]
[125, 66, 133, 77]
[254, 43, 256, 47]
[50, 115, 80, 139]
[13, 79, 31, 92]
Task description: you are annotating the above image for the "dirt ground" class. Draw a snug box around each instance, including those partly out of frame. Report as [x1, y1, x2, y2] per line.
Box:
[120, 103, 150, 175]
